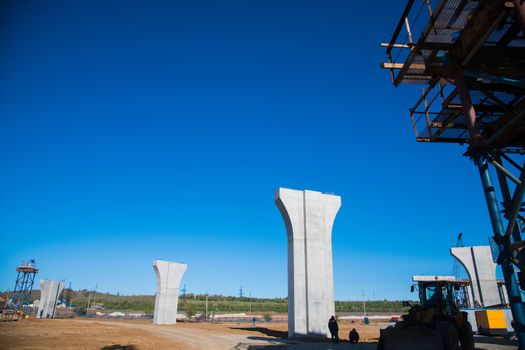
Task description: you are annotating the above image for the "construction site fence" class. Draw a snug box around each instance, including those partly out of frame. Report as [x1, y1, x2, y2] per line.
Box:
[205, 316, 287, 323]
[55, 312, 288, 323]
[67, 313, 154, 320]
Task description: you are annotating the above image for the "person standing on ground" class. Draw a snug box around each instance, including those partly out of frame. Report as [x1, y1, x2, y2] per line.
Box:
[328, 316, 339, 343]
[349, 328, 360, 344]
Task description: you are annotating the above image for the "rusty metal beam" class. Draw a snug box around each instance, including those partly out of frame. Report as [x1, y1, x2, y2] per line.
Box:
[394, 1, 448, 86]
[488, 109, 525, 148]
[380, 62, 426, 70]
[512, 0, 525, 35]
[450, 0, 508, 65]
[445, 104, 506, 113]
[416, 136, 467, 143]
[386, 0, 415, 55]
[497, 21, 521, 47]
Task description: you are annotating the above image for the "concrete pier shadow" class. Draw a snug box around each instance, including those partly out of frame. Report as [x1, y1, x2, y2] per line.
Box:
[100, 345, 137, 350]
[244, 343, 378, 349]
[230, 327, 288, 338]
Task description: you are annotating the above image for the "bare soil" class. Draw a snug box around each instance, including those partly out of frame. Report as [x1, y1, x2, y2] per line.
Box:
[0, 318, 382, 349]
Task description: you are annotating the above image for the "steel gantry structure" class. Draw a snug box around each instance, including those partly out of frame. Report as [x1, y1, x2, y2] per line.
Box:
[381, 0, 525, 347]
[2, 260, 38, 320]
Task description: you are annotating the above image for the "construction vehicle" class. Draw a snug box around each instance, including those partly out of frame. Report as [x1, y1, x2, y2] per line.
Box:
[378, 276, 474, 350]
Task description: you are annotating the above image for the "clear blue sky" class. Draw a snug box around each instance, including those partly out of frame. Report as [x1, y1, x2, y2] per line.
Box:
[0, 0, 497, 300]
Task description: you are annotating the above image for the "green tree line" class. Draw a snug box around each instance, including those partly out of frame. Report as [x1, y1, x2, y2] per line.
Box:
[0, 290, 411, 314]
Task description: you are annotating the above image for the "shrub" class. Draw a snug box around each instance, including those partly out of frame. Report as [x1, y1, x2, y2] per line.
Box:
[185, 303, 196, 318]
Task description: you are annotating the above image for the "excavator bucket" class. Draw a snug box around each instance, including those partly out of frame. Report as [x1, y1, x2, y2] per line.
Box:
[378, 325, 444, 350]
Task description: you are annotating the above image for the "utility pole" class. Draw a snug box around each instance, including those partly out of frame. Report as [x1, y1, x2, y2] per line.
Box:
[362, 290, 366, 316]
[249, 291, 252, 313]
[238, 286, 244, 298]
[92, 284, 98, 307]
[63, 282, 72, 307]
[86, 284, 97, 310]
[205, 293, 208, 322]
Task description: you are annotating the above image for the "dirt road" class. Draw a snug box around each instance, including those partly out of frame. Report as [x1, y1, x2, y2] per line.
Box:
[0, 318, 381, 350]
[0, 318, 518, 349]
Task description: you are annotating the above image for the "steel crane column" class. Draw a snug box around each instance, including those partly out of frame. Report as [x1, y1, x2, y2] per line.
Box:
[455, 72, 525, 349]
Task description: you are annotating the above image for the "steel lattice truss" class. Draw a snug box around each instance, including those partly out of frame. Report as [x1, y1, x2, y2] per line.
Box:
[382, 0, 525, 345]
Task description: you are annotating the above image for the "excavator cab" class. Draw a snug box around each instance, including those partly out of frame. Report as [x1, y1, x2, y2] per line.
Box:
[417, 281, 463, 317]
[417, 281, 458, 305]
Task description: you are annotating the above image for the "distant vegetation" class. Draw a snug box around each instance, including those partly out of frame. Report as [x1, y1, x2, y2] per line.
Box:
[0, 290, 411, 314]
[67, 291, 412, 314]
[69, 292, 288, 314]
[335, 300, 410, 313]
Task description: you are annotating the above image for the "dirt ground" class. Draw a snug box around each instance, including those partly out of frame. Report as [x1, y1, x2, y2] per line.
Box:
[0, 318, 184, 350]
[0, 317, 382, 350]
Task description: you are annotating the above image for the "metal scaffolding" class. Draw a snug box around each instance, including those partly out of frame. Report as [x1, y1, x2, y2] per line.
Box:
[2, 260, 38, 321]
[382, 0, 525, 347]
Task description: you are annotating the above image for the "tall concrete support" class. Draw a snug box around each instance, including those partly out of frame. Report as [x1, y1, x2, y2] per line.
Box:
[275, 187, 341, 338]
[153, 260, 187, 325]
[37, 280, 64, 319]
[450, 246, 500, 307]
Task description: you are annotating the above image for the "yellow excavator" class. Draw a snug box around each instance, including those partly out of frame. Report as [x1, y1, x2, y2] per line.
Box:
[378, 277, 474, 350]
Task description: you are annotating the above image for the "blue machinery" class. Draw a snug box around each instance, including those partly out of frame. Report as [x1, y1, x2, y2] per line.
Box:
[382, 0, 525, 347]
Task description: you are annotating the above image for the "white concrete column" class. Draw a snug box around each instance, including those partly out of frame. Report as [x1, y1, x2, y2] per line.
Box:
[37, 280, 64, 319]
[451, 248, 479, 307]
[275, 188, 341, 338]
[153, 260, 187, 325]
[450, 246, 500, 307]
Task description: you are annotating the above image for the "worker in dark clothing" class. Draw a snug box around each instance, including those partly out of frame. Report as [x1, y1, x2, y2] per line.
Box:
[349, 328, 360, 344]
[328, 316, 339, 343]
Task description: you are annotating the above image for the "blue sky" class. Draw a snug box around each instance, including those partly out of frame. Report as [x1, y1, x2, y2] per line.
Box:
[0, 0, 497, 300]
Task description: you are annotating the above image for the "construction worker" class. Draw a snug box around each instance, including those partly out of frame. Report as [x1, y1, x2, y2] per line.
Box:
[349, 328, 360, 344]
[328, 316, 339, 343]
